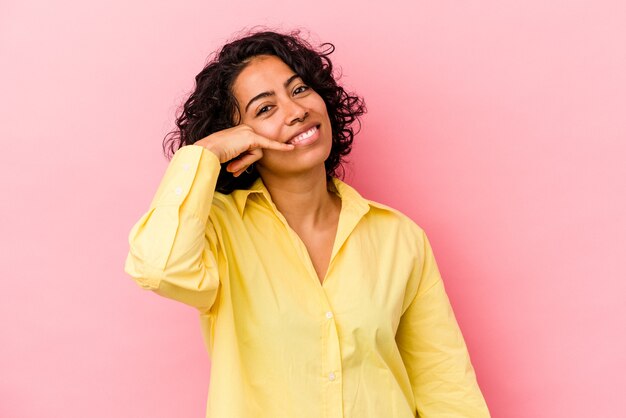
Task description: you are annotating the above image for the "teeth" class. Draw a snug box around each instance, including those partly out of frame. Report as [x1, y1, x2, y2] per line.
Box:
[289, 126, 317, 144]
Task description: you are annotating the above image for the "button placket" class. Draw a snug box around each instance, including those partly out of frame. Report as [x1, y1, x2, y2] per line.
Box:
[318, 288, 342, 415]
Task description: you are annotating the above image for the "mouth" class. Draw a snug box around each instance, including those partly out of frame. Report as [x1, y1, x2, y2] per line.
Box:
[286, 124, 321, 145]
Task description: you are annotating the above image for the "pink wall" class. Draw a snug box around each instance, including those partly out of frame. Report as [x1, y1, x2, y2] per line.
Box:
[2, 1, 624, 417]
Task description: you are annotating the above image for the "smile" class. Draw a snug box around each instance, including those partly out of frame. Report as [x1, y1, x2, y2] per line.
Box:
[287, 125, 320, 145]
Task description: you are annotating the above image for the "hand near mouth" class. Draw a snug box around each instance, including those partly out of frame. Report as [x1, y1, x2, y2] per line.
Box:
[194, 124, 294, 177]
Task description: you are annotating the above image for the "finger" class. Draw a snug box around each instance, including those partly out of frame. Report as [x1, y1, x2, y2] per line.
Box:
[227, 149, 263, 173]
[252, 135, 295, 151]
[233, 168, 247, 177]
[232, 159, 259, 177]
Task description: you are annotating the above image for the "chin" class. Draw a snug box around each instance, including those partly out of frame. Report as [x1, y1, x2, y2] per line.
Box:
[261, 150, 330, 177]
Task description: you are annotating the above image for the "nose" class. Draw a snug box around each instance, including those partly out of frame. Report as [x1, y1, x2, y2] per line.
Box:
[283, 98, 308, 125]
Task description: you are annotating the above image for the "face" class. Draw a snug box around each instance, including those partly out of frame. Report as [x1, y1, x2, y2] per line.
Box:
[231, 54, 333, 177]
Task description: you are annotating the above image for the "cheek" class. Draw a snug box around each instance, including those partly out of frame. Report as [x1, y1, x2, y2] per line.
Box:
[247, 120, 283, 142]
[312, 92, 329, 114]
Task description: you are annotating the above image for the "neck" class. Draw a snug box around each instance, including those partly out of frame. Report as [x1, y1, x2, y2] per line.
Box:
[259, 165, 339, 228]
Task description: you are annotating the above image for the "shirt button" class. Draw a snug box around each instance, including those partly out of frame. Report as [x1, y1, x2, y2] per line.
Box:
[328, 372, 336, 381]
[325, 311, 333, 319]
[174, 186, 183, 196]
[183, 163, 190, 171]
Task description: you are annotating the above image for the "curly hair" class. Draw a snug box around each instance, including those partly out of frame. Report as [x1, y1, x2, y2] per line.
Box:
[163, 28, 366, 194]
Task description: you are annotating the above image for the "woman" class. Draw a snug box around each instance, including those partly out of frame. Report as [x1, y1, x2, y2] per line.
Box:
[124, 29, 490, 418]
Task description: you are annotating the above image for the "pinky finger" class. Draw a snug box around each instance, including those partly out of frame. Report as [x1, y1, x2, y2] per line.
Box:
[233, 167, 248, 177]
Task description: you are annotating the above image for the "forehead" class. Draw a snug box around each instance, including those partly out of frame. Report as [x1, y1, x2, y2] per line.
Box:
[232, 55, 295, 97]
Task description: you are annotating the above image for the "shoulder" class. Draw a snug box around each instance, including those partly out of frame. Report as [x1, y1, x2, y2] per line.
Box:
[364, 198, 425, 236]
[332, 177, 426, 239]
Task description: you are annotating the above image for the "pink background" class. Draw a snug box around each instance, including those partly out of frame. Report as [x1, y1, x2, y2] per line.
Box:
[1, 1, 625, 417]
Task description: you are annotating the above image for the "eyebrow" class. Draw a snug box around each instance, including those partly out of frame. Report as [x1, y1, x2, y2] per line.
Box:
[244, 74, 301, 113]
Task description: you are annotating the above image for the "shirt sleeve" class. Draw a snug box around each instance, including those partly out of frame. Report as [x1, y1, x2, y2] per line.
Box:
[124, 145, 223, 313]
[395, 230, 491, 417]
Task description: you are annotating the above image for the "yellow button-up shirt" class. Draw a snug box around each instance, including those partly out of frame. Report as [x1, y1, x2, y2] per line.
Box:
[124, 145, 490, 418]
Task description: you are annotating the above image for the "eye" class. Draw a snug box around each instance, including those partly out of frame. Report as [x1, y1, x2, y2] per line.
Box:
[293, 85, 310, 95]
[256, 105, 272, 116]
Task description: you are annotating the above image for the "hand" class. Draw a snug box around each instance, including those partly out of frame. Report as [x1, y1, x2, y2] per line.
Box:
[194, 125, 294, 177]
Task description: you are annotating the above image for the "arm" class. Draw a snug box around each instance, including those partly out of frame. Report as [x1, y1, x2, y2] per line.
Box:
[396, 230, 490, 417]
[124, 145, 223, 313]
[124, 126, 295, 312]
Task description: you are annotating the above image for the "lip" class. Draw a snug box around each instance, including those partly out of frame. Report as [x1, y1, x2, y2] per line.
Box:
[286, 122, 321, 144]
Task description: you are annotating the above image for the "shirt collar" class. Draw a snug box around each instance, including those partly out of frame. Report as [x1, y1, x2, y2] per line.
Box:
[231, 176, 372, 218]
[231, 177, 266, 217]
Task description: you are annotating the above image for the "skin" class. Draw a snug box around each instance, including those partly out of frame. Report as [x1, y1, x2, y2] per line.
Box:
[194, 54, 341, 283]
